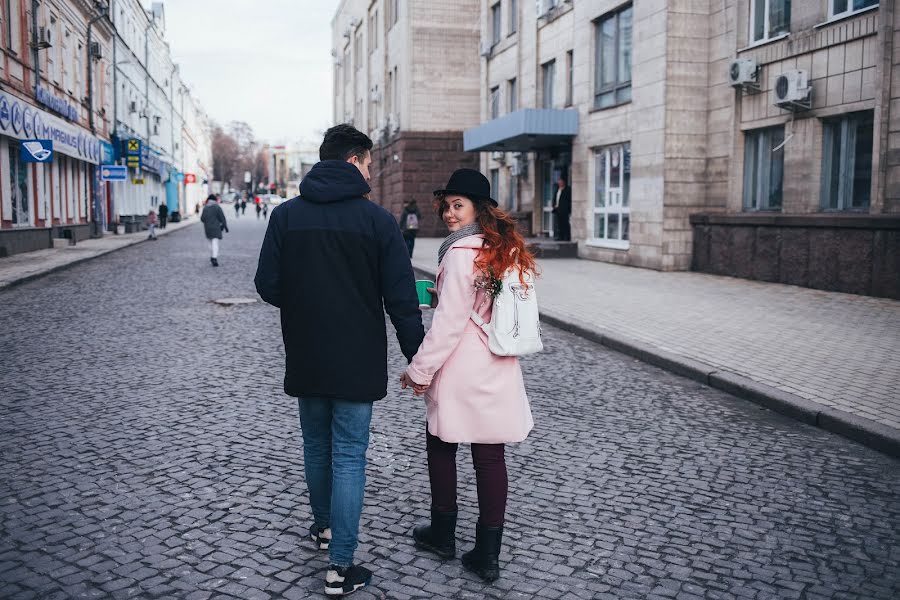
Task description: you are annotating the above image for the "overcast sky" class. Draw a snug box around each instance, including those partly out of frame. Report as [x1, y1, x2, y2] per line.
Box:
[161, 0, 338, 147]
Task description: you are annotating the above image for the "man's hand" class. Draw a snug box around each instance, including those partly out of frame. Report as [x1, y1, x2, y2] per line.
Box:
[400, 372, 429, 396]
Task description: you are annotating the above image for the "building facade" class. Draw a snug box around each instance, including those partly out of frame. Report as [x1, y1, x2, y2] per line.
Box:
[0, 0, 211, 257]
[332, 0, 482, 235]
[464, 0, 898, 299]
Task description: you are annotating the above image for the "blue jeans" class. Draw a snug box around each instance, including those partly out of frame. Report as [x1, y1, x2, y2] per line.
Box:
[298, 398, 373, 567]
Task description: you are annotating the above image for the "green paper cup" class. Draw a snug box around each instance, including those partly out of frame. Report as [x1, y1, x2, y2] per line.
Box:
[416, 280, 435, 307]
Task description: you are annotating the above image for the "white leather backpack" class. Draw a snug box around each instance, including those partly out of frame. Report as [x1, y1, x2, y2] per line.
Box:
[470, 268, 543, 356]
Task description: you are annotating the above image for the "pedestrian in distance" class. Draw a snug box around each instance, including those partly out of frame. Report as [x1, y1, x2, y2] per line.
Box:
[262, 202, 268, 219]
[255, 123, 424, 596]
[400, 168, 536, 583]
[146, 209, 158, 240]
[201, 194, 228, 267]
[234, 196, 241, 219]
[399, 198, 421, 258]
[551, 175, 572, 242]
[158, 202, 168, 229]
[240, 198, 247, 215]
[255, 199, 262, 219]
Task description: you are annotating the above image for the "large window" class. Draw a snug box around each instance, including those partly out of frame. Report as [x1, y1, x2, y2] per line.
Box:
[490, 169, 500, 206]
[9, 141, 30, 226]
[490, 86, 500, 119]
[508, 77, 517, 112]
[507, 170, 517, 211]
[6, 0, 20, 54]
[594, 5, 632, 109]
[592, 143, 631, 247]
[830, 0, 878, 20]
[743, 127, 785, 211]
[821, 111, 873, 211]
[541, 60, 555, 108]
[508, 0, 517, 34]
[491, 2, 501, 46]
[751, 0, 790, 44]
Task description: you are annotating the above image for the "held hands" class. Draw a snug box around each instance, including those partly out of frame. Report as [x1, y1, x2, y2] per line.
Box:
[400, 372, 429, 396]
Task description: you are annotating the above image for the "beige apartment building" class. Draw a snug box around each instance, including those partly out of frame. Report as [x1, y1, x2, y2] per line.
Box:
[332, 0, 482, 234]
[466, 0, 899, 299]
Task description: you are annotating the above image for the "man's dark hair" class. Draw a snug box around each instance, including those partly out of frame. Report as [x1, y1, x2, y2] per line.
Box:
[558, 174, 568, 184]
[319, 124, 373, 162]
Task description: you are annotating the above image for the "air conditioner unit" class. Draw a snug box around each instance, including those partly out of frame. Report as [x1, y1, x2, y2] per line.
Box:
[491, 151, 506, 164]
[536, 0, 554, 19]
[773, 70, 811, 111]
[349, 17, 361, 28]
[480, 41, 493, 58]
[89, 41, 102, 59]
[728, 59, 759, 90]
[33, 26, 52, 49]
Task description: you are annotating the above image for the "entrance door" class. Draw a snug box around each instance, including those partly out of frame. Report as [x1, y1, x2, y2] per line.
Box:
[541, 161, 556, 237]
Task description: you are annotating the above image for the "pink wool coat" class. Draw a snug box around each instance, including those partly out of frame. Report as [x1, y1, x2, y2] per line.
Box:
[406, 234, 534, 444]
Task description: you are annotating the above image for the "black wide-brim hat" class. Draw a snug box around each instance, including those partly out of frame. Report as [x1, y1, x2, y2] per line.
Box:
[433, 168, 498, 207]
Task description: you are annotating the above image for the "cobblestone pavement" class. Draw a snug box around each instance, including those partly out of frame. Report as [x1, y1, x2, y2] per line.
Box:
[1, 216, 899, 600]
[412, 239, 900, 432]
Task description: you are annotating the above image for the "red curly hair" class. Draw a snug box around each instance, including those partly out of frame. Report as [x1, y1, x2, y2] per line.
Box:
[435, 194, 538, 283]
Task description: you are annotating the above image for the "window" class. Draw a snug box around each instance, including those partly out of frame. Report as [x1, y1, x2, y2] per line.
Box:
[507, 170, 517, 211]
[386, 69, 393, 114]
[508, 0, 517, 34]
[821, 111, 874, 211]
[368, 10, 378, 53]
[47, 15, 58, 82]
[491, 2, 501, 45]
[541, 60, 555, 108]
[76, 42, 84, 99]
[490, 169, 500, 206]
[743, 127, 785, 211]
[751, 0, 790, 44]
[829, 0, 878, 20]
[594, 5, 632, 109]
[592, 143, 631, 247]
[565, 50, 574, 106]
[6, 0, 20, 54]
[387, 0, 399, 28]
[63, 29, 72, 93]
[508, 77, 517, 112]
[354, 33, 362, 71]
[9, 141, 30, 226]
[343, 49, 350, 84]
[490, 86, 500, 119]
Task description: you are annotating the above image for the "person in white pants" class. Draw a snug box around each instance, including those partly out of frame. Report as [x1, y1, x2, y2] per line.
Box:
[200, 194, 228, 267]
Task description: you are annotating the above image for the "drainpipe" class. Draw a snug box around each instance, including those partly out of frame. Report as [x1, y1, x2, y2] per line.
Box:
[31, 0, 40, 95]
[87, 4, 110, 134]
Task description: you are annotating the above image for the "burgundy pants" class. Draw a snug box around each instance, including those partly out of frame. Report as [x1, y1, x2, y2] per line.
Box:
[426, 428, 508, 527]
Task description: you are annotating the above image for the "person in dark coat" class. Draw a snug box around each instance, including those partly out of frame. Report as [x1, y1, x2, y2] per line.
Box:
[240, 198, 247, 215]
[399, 198, 421, 257]
[158, 202, 168, 229]
[200, 194, 228, 267]
[255, 124, 424, 596]
[552, 175, 572, 241]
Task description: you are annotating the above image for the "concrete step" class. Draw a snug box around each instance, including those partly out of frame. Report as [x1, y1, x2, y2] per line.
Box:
[526, 238, 577, 259]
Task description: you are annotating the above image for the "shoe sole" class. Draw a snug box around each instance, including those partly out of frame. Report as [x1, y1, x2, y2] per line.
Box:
[311, 534, 329, 551]
[413, 538, 455, 560]
[324, 577, 371, 596]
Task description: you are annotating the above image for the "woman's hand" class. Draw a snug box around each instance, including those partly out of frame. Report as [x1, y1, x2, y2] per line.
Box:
[427, 288, 438, 309]
[400, 372, 429, 396]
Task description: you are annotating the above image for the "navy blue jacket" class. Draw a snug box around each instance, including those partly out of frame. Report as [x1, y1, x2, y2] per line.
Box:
[254, 160, 425, 401]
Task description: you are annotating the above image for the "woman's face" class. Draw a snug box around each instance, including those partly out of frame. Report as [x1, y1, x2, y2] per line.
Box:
[442, 195, 477, 232]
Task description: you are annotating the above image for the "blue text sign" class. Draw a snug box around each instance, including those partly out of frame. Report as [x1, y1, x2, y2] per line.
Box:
[100, 165, 128, 181]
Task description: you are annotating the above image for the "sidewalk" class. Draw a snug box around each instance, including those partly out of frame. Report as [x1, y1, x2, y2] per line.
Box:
[411, 237, 900, 456]
[0, 218, 198, 291]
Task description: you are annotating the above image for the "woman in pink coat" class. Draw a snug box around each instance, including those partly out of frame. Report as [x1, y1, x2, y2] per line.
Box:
[400, 168, 535, 583]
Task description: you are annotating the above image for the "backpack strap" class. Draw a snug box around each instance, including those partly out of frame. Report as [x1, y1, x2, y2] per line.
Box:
[470, 311, 490, 334]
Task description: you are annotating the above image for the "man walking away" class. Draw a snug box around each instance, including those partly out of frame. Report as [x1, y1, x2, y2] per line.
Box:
[552, 175, 572, 241]
[255, 124, 424, 596]
[158, 202, 168, 229]
[399, 198, 421, 258]
[201, 194, 228, 267]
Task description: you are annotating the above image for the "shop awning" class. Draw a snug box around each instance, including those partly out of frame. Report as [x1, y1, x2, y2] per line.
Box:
[463, 108, 579, 152]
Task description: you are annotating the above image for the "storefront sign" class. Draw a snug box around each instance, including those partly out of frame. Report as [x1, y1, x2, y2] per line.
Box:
[100, 165, 127, 181]
[100, 141, 115, 165]
[0, 91, 100, 164]
[35, 86, 78, 121]
[184, 173, 197, 184]
[132, 178, 145, 185]
[20, 140, 53, 162]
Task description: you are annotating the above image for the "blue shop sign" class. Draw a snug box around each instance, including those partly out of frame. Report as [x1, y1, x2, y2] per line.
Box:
[100, 141, 115, 164]
[0, 91, 100, 163]
[20, 140, 53, 162]
[100, 165, 128, 181]
[35, 86, 78, 121]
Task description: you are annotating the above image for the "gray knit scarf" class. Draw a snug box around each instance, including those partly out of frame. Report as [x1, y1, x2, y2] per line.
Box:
[438, 223, 483, 265]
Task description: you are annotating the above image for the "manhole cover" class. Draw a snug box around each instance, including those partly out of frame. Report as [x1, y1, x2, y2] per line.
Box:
[212, 297, 257, 306]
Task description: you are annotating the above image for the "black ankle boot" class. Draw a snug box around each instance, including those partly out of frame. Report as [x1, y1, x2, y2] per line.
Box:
[412, 508, 457, 560]
[461, 522, 502, 582]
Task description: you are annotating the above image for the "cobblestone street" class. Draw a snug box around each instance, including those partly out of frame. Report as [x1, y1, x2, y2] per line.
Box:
[1, 216, 899, 600]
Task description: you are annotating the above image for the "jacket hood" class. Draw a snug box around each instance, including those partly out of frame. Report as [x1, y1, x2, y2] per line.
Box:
[299, 160, 371, 203]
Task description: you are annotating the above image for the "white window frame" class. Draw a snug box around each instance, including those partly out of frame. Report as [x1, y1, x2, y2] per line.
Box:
[588, 143, 631, 250]
[828, 0, 878, 21]
[749, 0, 791, 45]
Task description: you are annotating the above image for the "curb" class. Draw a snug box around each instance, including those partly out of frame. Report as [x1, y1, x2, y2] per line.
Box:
[0, 221, 197, 292]
[413, 265, 900, 458]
